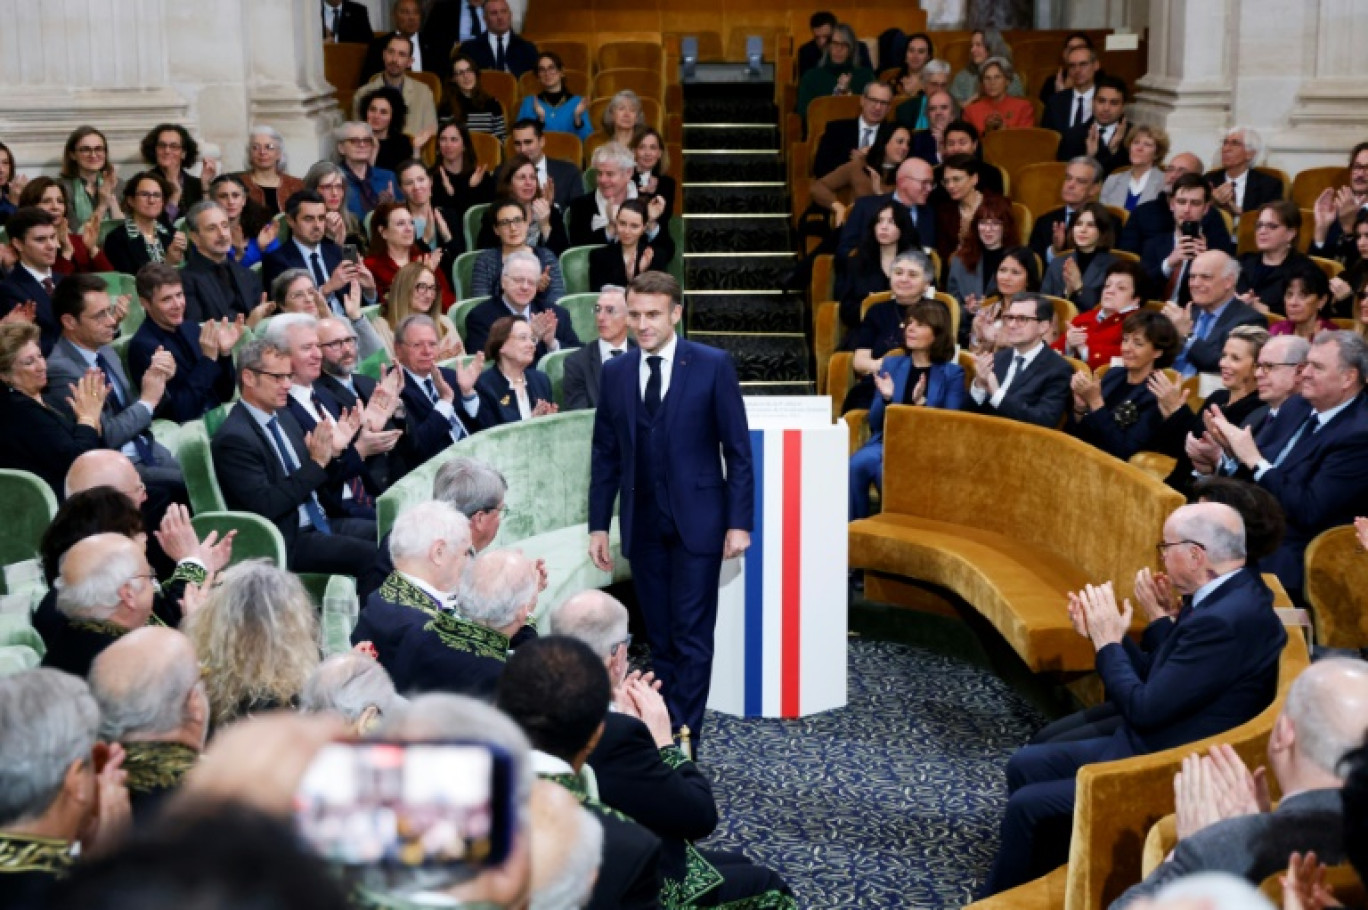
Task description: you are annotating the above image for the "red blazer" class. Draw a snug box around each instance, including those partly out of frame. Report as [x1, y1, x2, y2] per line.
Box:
[53, 233, 114, 276]
[364, 247, 457, 311]
[1052, 305, 1136, 370]
[962, 96, 1036, 135]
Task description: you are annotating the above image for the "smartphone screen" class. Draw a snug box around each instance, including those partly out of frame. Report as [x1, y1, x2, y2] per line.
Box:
[294, 741, 513, 874]
[341, 244, 360, 264]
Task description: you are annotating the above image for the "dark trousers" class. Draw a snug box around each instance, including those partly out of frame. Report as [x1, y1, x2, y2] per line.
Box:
[629, 498, 723, 743]
[982, 735, 1114, 896]
[289, 518, 378, 583]
[697, 849, 792, 904]
[1029, 703, 1123, 745]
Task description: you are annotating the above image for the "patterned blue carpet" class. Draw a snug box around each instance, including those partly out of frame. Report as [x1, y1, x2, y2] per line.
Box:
[696, 638, 1046, 908]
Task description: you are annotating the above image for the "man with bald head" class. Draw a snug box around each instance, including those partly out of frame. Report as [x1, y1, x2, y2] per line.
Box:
[88, 626, 209, 821]
[41, 533, 159, 677]
[837, 156, 936, 256]
[65, 449, 147, 506]
[983, 503, 1287, 895]
[1113, 658, 1368, 906]
[1164, 250, 1267, 378]
[1121, 152, 1235, 255]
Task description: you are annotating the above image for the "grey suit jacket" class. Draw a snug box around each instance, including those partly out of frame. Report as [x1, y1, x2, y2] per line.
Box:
[43, 336, 152, 450]
[562, 338, 636, 411]
[1110, 788, 1346, 909]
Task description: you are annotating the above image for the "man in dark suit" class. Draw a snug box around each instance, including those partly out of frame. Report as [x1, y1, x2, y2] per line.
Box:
[1308, 142, 1368, 259]
[1056, 77, 1132, 176]
[837, 157, 936, 257]
[391, 314, 492, 480]
[1119, 152, 1233, 255]
[496, 636, 665, 910]
[315, 315, 379, 409]
[1207, 127, 1284, 224]
[461, 0, 537, 77]
[0, 206, 63, 354]
[179, 201, 263, 324]
[127, 263, 239, 423]
[812, 82, 894, 179]
[1140, 173, 1235, 303]
[261, 191, 379, 316]
[1112, 657, 1368, 908]
[464, 250, 579, 363]
[507, 119, 586, 211]
[46, 274, 181, 489]
[983, 502, 1287, 895]
[908, 90, 958, 167]
[796, 11, 870, 76]
[321, 0, 373, 44]
[563, 286, 634, 410]
[588, 272, 753, 746]
[1040, 44, 1100, 133]
[1165, 250, 1267, 378]
[211, 337, 378, 576]
[360, 0, 457, 83]
[1028, 156, 1104, 265]
[965, 296, 1074, 428]
[427, 0, 487, 46]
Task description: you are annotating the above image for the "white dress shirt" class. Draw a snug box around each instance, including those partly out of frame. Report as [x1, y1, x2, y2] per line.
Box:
[969, 342, 1046, 407]
[598, 338, 628, 363]
[638, 333, 677, 402]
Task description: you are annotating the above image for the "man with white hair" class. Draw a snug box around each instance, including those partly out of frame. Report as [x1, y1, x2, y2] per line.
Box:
[88, 626, 209, 821]
[983, 503, 1287, 895]
[463, 248, 581, 365]
[562, 285, 636, 410]
[1207, 127, 1284, 223]
[41, 533, 159, 677]
[1164, 249, 1267, 378]
[301, 652, 404, 735]
[0, 669, 122, 905]
[1112, 658, 1368, 907]
[566, 142, 665, 248]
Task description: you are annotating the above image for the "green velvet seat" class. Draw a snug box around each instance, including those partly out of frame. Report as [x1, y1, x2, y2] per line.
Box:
[667, 215, 686, 289]
[539, 347, 577, 406]
[0, 645, 40, 677]
[0, 613, 45, 658]
[557, 292, 599, 342]
[452, 249, 482, 300]
[375, 410, 628, 622]
[202, 403, 234, 439]
[95, 272, 143, 336]
[0, 470, 58, 596]
[450, 296, 489, 339]
[463, 203, 490, 251]
[357, 348, 392, 380]
[559, 245, 604, 295]
[178, 421, 229, 514]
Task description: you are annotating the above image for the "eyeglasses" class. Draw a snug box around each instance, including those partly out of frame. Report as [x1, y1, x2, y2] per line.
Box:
[863, 95, 892, 106]
[250, 143, 279, 153]
[247, 367, 294, 382]
[319, 337, 358, 350]
[1255, 361, 1301, 372]
[76, 145, 106, 155]
[1001, 314, 1045, 324]
[155, 142, 183, 151]
[134, 191, 164, 200]
[414, 282, 438, 293]
[1156, 539, 1206, 559]
[1351, 163, 1368, 172]
[495, 217, 526, 228]
[609, 633, 634, 656]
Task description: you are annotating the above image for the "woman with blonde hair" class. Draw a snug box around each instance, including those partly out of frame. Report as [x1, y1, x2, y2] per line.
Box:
[181, 560, 320, 727]
[383, 260, 463, 359]
[1100, 125, 1170, 212]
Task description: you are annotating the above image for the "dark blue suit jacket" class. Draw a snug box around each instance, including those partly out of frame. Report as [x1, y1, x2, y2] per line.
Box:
[1068, 368, 1162, 461]
[392, 366, 492, 480]
[475, 366, 553, 426]
[866, 358, 965, 443]
[1096, 568, 1285, 759]
[589, 338, 754, 558]
[1255, 392, 1368, 593]
[283, 384, 380, 519]
[462, 31, 539, 77]
[0, 268, 60, 354]
[963, 345, 1074, 428]
[127, 318, 235, 423]
[1120, 196, 1234, 257]
[261, 239, 343, 294]
[463, 297, 580, 366]
[837, 193, 934, 257]
[315, 370, 377, 411]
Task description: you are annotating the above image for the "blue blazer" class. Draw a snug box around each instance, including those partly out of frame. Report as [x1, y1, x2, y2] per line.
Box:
[475, 366, 553, 426]
[866, 358, 965, 441]
[0, 269, 60, 354]
[589, 338, 754, 558]
[261, 239, 344, 293]
[127, 318, 236, 423]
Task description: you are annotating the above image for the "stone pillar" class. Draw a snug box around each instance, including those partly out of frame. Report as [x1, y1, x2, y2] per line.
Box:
[1269, 0, 1368, 170]
[0, 0, 191, 172]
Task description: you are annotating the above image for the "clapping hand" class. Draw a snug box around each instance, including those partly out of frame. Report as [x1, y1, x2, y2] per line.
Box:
[1282, 852, 1344, 910]
[1132, 566, 1179, 623]
[1062, 256, 1084, 295]
[1185, 430, 1223, 476]
[257, 219, 279, 251]
[1064, 323, 1088, 353]
[436, 330, 465, 361]
[79, 742, 130, 857]
[537, 265, 552, 293]
[1147, 369, 1186, 418]
[1, 300, 36, 324]
[166, 232, 189, 266]
[468, 163, 487, 188]
[529, 309, 557, 345]
[530, 399, 559, 417]
[873, 369, 895, 402]
[69, 368, 109, 431]
[1051, 219, 1069, 255]
[453, 352, 484, 396]
[1070, 581, 1131, 650]
[1070, 368, 1103, 412]
[216, 315, 246, 353]
[363, 366, 403, 430]
[910, 373, 928, 406]
[972, 350, 999, 394]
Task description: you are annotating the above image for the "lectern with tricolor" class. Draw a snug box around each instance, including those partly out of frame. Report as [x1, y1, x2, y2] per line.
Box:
[709, 398, 848, 718]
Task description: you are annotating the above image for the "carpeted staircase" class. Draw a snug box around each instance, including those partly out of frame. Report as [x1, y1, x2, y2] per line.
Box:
[682, 81, 812, 394]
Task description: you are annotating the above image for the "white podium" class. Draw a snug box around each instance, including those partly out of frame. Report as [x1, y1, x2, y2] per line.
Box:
[708, 397, 848, 719]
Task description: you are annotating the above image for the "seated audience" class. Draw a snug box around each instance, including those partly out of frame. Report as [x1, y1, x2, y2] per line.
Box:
[961, 57, 1034, 134]
[1308, 142, 1368, 264]
[211, 337, 379, 574]
[179, 200, 265, 323]
[1054, 259, 1150, 369]
[460, 0, 536, 77]
[949, 29, 1024, 105]
[465, 249, 579, 361]
[509, 117, 586, 212]
[837, 157, 936, 258]
[1037, 33, 1098, 105]
[837, 200, 921, 340]
[209, 174, 279, 269]
[181, 559, 320, 726]
[303, 160, 368, 251]
[796, 22, 875, 119]
[886, 31, 935, 99]
[0, 321, 105, 496]
[0, 206, 64, 353]
[965, 294, 1074, 427]
[1056, 77, 1132, 175]
[1238, 199, 1313, 316]
[812, 124, 912, 227]
[354, 33, 438, 141]
[88, 626, 208, 822]
[140, 122, 208, 222]
[300, 651, 404, 735]
[1207, 127, 1284, 223]
[58, 125, 123, 227]
[568, 143, 659, 249]
[1040, 43, 1101, 133]
[19, 177, 114, 275]
[477, 315, 556, 425]
[797, 11, 870, 77]
[1269, 258, 1339, 340]
[630, 129, 675, 224]
[262, 189, 380, 318]
[847, 250, 937, 412]
[1066, 308, 1179, 461]
[1041, 202, 1120, 312]
[934, 154, 999, 266]
[516, 51, 593, 141]
[383, 259, 463, 358]
[358, 0, 452, 82]
[396, 158, 459, 261]
[850, 302, 964, 520]
[46, 273, 181, 488]
[907, 91, 960, 167]
[946, 195, 1020, 334]
[924, 120, 1006, 198]
[1123, 153, 1234, 260]
[0, 669, 111, 908]
[429, 122, 497, 227]
[983, 502, 1286, 895]
[479, 153, 570, 253]
[965, 245, 1042, 351]
[391, 314, 489, 477]
[595, 90, 648, 154]
[1165, 250, 1268, 378]
[895, 59, 951, 130]
[102, 172, 184, 275]
[445, 53, 507, 139]
[812, 81, 896, 180]
[1111, 658, 1368, 907]
[43, 532, 156, 676]
[1327, 209, 1368, 317]
[588, 198, 674, 292]
[335, 121, 400, 218]
[363, 201, 455, 307]
[563, 285, 634, 410]
[472, 197, 565, 302]
[1191, 477, 1288, 569]
[358, 85, 418, 173]
[1142, 173, 1230, 303]
[237, 126, 305, 217]
[1028, 156, 1104, 267]
[1100, 125, 1170, 212]
[315, 314, 388, 410]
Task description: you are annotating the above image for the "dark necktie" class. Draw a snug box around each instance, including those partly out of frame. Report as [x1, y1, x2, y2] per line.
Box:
[315, 390, 373, 508]
[495, 34, 506, 72]
[331, 6, 340, 39]
[266, 415, 331, 534]
[644, 355, 662, 417]
[424, 377, 468, 440]
[609, 348, 623, 358]
[40, 276, 55, 297]
[309, 251, 328, 290]
[859, 125, 874, 148]
[1005, 354, 1025, 390]
[95, 352, 157, 465]
[1074, 94, 1086, 127]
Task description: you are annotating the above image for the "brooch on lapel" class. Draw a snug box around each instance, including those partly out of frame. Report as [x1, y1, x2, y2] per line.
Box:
[500, 395, 511, 406]
[1113, 401, 1140, 428]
